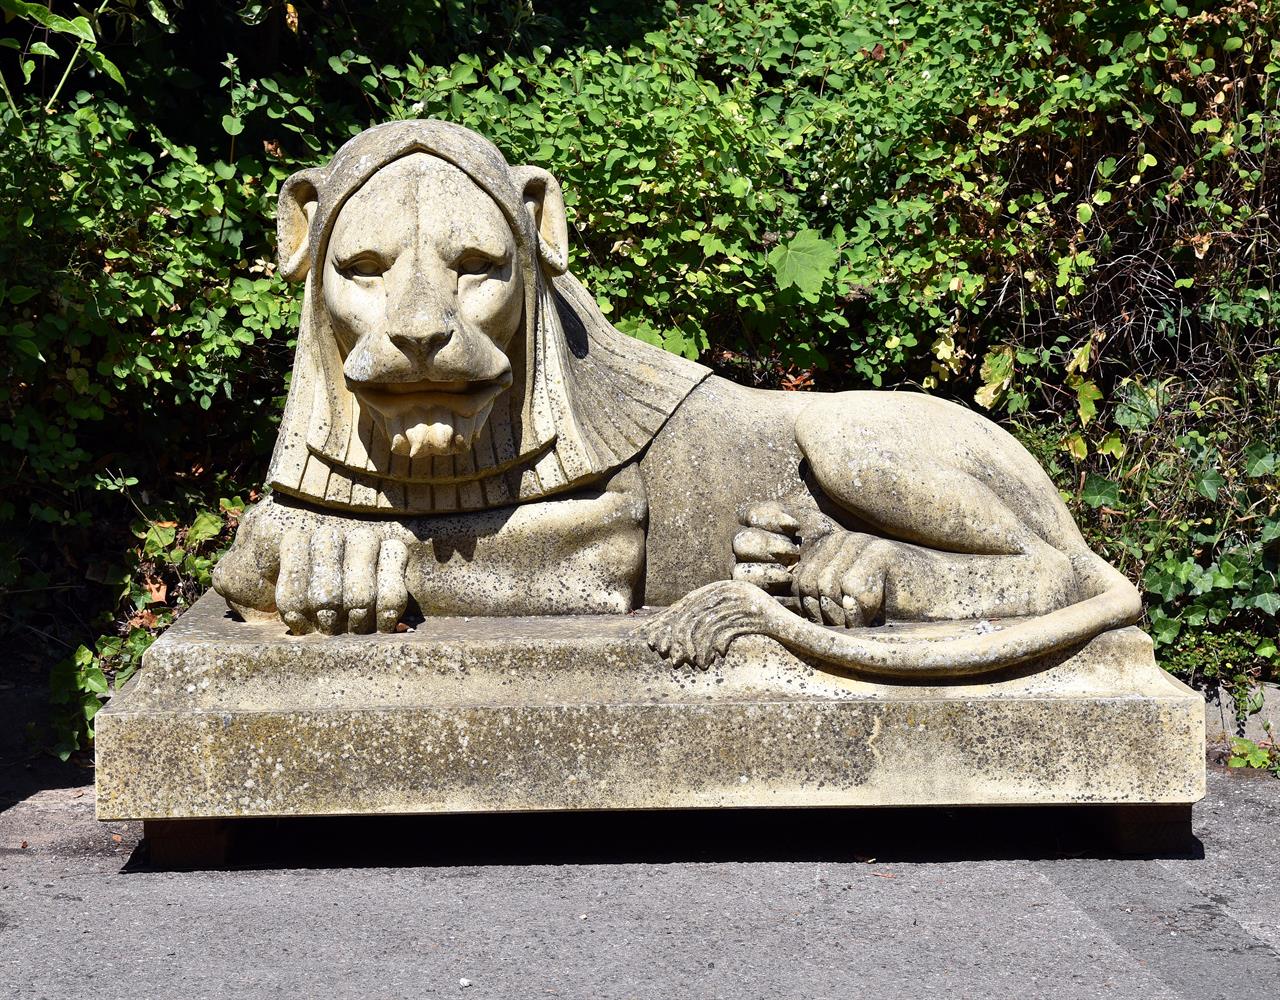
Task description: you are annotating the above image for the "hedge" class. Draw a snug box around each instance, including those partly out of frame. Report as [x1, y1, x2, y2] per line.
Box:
[0, 0, 1275, 758]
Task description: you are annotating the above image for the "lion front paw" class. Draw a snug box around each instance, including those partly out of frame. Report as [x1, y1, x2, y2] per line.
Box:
[274, 525, 409, 635]
[636, 580, 778, 669]
[212, 498, 413, 635]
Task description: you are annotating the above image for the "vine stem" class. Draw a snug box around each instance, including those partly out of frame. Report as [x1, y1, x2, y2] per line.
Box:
[43, 0, 112, 114]
[0, 66, 24, 132]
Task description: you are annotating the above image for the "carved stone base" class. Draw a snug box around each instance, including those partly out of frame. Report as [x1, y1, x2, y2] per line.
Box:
[97, 592, 1205, 821]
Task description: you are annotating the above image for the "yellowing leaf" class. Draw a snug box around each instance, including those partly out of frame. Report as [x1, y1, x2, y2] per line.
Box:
[1069, 376, 1103, 424]
[975, 345, 1015, 409]
[1097, 432, 1127, 458]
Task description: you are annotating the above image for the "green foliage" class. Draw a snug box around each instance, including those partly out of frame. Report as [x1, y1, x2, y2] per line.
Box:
[1227, 736, 1275, 771]
[48, 495, 245, 759]
[0, 0, 1276, 752]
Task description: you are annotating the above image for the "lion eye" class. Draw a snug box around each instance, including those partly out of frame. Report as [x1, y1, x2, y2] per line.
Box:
[456, 252, 498, 277]
[337, 254, 387, 279]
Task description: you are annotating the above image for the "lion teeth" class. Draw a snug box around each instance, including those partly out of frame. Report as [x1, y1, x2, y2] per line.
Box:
[383, 403, 492, 458]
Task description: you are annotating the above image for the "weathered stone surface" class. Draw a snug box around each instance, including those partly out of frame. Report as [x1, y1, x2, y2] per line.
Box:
[95, 592, 1204, 820]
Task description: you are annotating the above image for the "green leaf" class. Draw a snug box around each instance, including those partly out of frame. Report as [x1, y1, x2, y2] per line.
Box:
[59, 14, 94, 42]
[85, 47, 125, 88]
[186, 511, 224, 546]
[1231, 738, 1270, 769]
[222, 114, 245, 136]
[1075, 203, 1093, 225]
[1244, 442, 1277, 477]
[82, 666, 108, 694]
[28, 40, 57, 57]
[767, 229, 836, 295]
[1254, 592, 1280, 616]
[142, 522, 177, 556]
[1081, 473, 1119, 508]
[9, 3, 97, 43]
[1195, 467, 1225, 501]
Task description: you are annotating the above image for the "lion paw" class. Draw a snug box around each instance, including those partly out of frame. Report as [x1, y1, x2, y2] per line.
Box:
[791, 530, 899, 628]
[213, 498, 412, 635]
[273, 525, 409, 635]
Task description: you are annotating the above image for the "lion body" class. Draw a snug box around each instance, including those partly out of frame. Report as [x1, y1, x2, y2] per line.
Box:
[212, 120, 1141, 675]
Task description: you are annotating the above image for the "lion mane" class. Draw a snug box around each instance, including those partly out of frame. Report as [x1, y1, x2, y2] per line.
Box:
[267, 120, 709, 515]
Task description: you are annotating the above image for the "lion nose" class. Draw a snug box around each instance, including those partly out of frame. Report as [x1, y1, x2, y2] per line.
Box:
[388, 327, 453, 367]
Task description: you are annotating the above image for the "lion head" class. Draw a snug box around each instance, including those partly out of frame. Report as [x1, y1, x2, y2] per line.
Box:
[267, 120, 708, 515]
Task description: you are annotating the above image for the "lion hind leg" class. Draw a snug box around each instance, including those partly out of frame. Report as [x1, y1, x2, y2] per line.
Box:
[794, 393, 1083, 558]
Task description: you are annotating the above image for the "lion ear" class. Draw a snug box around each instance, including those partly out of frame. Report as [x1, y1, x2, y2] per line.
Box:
[278, 168, 323, 282]
[511, 165, 569, 275]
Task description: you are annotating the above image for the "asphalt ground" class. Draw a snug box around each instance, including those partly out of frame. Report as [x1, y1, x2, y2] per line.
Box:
[2, 762, 1278, 1000]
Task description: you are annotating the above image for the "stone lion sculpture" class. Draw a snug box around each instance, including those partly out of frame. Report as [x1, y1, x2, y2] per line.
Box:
[212, 119, 1141, 679]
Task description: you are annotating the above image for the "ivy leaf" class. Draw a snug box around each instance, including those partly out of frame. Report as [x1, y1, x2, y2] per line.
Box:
[82, 666, 109, 694]
[1195, 467, 1226, 501]
[975, 345, 1015, 409]
[1081, 473, 1119, 508]
[1097, 431, 1127, 458]
[768, 229, 836, 295]
[1148, 610, 1182, 645]
[1244, 442, 1277, 477]
[222, 114, 245, 136]
[1254, 592, 1280, 616]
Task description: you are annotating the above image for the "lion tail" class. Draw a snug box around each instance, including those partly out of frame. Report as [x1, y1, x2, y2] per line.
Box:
[766, 551, 1143, 680]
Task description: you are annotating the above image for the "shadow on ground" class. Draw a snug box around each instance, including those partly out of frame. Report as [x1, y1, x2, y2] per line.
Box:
[0, 675, 94, 816]
[125, 801, 1204, 873]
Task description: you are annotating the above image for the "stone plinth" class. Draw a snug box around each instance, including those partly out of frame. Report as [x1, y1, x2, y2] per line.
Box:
[95, 592, 1205, 821]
